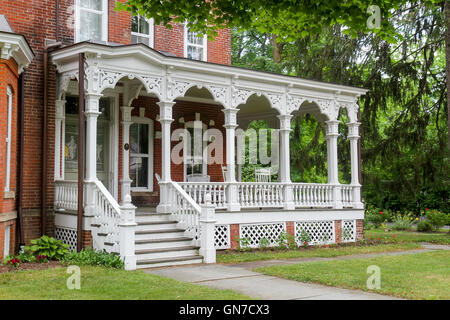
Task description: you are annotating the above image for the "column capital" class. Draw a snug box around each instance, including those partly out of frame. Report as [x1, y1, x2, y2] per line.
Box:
[277, 114, 293, 131]
[325, 120, 340, 137]
[222, 108, 239, 127]
[121, 106, 134, 123]
[347, 122, 361, 139]
[85, 93, 102, 116]
[157, 101, 175, 121]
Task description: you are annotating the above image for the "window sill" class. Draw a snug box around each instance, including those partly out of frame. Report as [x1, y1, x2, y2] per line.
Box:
[4, 190, 15, 199]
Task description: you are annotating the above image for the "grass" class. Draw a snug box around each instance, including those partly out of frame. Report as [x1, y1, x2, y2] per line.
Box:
[0, 266, 251, 300]
[365, 228, 450, 244]
[216, 243, 421, 264]
[256, 250, 450, 300]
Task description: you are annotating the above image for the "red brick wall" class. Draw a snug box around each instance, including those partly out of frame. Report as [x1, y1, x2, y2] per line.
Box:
[0, 0, 231, 242]
[0, 58, 18, 214]
[334, 220, 342, 244]
[356, 219, 364, 241]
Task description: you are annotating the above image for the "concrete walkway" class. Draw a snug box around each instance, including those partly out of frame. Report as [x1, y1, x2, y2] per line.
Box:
[143, 244, 449, 300]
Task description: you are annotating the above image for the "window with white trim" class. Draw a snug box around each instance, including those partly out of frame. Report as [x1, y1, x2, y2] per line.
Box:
[131, 16, 154, 47]
[5, 86, 12, 192]
[130, 116, 154, 191]
[75, 0, 108, 42]
[184, 27, 207, 61]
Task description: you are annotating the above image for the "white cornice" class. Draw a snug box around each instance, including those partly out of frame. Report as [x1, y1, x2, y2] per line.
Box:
[50, 42, 368, 97]
[0, 31, 34, 73]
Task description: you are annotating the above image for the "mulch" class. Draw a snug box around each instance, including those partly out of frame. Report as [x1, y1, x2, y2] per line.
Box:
[0, 261, 63, 274]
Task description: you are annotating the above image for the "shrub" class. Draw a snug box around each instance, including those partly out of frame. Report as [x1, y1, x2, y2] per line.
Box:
[365, 206, 387, 228]
[62, 248, 124, 269]
[299, 230, 311, 247]
[425, 210, 448, 231]
[6, 258, 20, 268]
[23, 235, 70, 260]
[258, 237, 270, 249]
[391, 215, 413, 231]
[417, 220, 433, 232]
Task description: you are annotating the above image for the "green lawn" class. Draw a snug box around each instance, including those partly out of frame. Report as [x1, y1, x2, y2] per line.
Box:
[0, 266, 251, 300]
[256, 250, 450, 300]
[365, 229, 450, 244]
[217, 243, 421, 264]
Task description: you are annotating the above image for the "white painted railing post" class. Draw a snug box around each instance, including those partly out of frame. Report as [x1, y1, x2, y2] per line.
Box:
[325, 120, 342, 209]
[347, 122, 364, 209]
[119, 194, 137, 270]
[157, 101, 175, 213]
[200, 194, 216, 263]
[278, 114, 295, 210]
[223, 108, 240, 211]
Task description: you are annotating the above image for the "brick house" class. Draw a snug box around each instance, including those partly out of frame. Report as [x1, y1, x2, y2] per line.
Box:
[0, 1, 367, 269]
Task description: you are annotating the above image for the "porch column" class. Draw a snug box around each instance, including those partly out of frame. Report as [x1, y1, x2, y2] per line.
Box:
[223, 108, 240, 211]
[325, 120, 342, 209]
[120, 106, 134, 205]
[84, 93, 102, 216]
[347, 122, 364, 209]
[156, 101, 175, 213]
[278, 115, 295, 210]
[54, 99, 65, 180]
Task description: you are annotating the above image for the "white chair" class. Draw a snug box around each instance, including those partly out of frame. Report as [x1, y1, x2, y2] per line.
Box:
[221, 165, 227, 182]
[186, 174, 210, 182]
[255, 168, 271, 182]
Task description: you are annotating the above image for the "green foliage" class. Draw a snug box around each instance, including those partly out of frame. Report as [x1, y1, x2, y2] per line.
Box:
[298, 230, 311, 246]
[391, 215, 414, 231]
[365, 207, 387, 227]
[23, 236, 70, 261]
[417, 220, 433, 232]
[258, 237, 270, 249]
[425, 210, 449, 231]
[62, 248, 124, 269]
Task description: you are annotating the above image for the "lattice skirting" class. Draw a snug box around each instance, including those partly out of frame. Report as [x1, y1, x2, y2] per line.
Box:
[295, 221, 335, 245]
[214, 225, 231, 249]
[239, 223, 286, 248]
[342, 220, 356, 242]
[55, 226, 77, 251]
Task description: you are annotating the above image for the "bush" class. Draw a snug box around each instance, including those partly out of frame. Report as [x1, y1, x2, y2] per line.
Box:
[391, 215, 413, 231]
[417, 220, 433, 232]
[425, 210, 448, 231]
[365, 206, 387, 228]
[62, 248, 124, 269]
[23, 235, 70, 260]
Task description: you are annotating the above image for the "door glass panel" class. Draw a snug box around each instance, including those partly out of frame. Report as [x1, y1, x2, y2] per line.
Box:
[130, 123, 149, 189]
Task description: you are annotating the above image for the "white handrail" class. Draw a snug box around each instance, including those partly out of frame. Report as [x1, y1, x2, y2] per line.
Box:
[179, 182, 227, 209]
[92, 180, 122, 253]
[167, 181, 202, 244]
[54, 180, 78, 211]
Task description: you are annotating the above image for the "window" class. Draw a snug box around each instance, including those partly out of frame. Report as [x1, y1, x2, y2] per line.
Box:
[130, 118, 154, 191]
[131, 16, 154, 47]
[184, 27, 207, 61]
[184, 120, 207, 180]
[75, 0, 108, 42]
[5, 86, 12, 192]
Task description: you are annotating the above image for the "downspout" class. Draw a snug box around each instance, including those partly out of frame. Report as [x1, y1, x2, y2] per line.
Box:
[17, 73, 25, 247]
[42, 41, 62, 236]
[77, 53, 85, 252]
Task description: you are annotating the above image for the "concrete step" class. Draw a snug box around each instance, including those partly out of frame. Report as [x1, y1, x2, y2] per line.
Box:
[135, 221, 179, 232]
[135, 245, 199, 260]
[135, 213, 173, 223]
[134, 237, 194, 250]
[136, 255, 204, 269]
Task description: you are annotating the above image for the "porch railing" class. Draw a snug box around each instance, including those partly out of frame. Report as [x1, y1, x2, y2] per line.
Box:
[54, 180, 78, 211]
[179, 182, 360, 209]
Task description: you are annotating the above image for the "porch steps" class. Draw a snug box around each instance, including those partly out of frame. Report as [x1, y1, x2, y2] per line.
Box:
[134, 209, 203, 268]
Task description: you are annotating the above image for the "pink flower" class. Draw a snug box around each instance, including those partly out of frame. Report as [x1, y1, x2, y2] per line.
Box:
[379, 211, 383, 214]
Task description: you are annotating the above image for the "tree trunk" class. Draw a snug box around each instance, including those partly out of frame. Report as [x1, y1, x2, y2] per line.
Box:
[270, 34, 283, 63]
[446, 0, 450, 151]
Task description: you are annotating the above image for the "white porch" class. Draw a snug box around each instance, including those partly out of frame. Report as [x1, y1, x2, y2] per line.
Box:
[51, 42, 367, 270]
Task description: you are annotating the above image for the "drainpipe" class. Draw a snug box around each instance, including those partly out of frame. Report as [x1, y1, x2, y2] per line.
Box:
[77, 53, 85, 252]
[42, 41, 62, 236]
[17, 73, 25, 247]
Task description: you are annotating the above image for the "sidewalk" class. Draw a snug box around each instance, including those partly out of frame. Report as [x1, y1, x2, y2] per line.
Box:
[144, 244, 449, 300]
